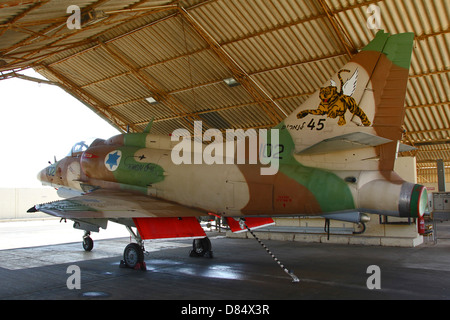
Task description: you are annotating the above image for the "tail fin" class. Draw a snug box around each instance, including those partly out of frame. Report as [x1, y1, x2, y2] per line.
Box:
[280, 31, 414, 171]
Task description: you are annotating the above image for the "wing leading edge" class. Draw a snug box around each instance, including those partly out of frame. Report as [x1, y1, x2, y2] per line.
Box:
[29, 189, 208, 219]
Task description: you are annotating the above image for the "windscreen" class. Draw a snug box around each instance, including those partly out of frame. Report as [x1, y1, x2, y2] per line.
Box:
[68, 138, 99, 156]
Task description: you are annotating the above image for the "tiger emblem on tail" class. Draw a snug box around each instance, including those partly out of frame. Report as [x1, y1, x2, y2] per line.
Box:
[297, 69, 371, 127]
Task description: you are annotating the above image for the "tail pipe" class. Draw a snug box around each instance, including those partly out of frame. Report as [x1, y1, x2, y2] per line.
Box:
[359, 180, 428, 218]
[399, 183, 428, 218]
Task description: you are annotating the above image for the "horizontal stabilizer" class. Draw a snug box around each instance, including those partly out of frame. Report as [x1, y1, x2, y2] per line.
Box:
[398, 143, 416, 152]
[297, 132, 392, 155]
[133, 217, 206, 240]
[226, 217, 275, 233]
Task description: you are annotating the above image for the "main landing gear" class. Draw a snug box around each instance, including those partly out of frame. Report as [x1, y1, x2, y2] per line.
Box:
[119, 236, 214, 270]
[189, 237, 213, 258]
[121, 243, 146, 270]
[83, 225, 215, 271]
[120, 226, 147, 270]
[80, 226, 147, 270]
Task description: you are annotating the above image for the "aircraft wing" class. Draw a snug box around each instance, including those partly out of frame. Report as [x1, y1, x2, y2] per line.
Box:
[29, 189, 208, 219]
[30, 190, 280, 241]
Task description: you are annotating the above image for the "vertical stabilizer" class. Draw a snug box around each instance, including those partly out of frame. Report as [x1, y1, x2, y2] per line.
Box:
[280, 31, 414, 172]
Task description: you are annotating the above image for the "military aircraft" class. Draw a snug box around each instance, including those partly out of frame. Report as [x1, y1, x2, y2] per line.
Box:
[29, 31, 428, 280]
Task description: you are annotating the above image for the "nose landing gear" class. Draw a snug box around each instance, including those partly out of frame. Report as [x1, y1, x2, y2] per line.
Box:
[82, 231, 94, 252]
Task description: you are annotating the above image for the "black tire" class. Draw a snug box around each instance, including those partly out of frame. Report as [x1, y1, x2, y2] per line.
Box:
[192, 237, 211, 256]
[82, 236, 94, 252]
[123, 243, 144, 268]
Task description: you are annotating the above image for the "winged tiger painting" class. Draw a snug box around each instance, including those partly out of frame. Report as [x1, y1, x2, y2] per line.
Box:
[297, 68, 371, 126]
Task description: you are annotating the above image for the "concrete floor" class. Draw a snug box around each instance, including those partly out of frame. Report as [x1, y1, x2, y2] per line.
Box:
[0, 219, 449, 303]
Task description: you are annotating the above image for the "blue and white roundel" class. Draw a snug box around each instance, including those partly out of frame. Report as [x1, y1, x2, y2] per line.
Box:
[104, 150, 122, 171]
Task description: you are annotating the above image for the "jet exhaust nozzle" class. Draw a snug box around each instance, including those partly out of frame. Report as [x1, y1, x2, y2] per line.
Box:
[359, 180, 428, 218]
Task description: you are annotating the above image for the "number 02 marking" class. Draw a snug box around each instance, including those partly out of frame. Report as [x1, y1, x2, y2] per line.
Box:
[260, 144, 284, 159]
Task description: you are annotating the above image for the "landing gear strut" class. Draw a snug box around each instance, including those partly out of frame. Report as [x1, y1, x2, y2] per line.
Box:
[189, 237, 213, 258]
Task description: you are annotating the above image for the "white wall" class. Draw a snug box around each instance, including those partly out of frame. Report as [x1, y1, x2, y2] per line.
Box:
[0, 188, 61, 220]
[422, 183, 449, 193]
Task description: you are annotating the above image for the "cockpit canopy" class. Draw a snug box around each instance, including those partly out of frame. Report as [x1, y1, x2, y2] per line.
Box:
[68, 138, 106, 157]
[70, 141, 89, 155]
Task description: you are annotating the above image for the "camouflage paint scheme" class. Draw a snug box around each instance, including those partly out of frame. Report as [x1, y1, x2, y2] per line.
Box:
[32, 31, 428, 241]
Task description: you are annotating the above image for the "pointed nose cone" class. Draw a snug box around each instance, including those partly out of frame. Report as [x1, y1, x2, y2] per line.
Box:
[37, 169, 44, 182]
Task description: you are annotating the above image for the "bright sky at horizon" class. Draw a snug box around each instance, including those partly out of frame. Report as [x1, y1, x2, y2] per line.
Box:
[0, 69, 121, 188]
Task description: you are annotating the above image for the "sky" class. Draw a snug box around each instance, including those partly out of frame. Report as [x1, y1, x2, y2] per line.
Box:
[0, 69, 120, 188]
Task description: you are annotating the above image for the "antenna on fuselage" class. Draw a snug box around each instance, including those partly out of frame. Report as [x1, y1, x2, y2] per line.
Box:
[48, 156, 57, 164]
[143, 117, 154, 133]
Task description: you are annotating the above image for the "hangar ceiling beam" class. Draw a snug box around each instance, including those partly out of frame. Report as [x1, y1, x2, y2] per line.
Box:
[406, 101, 450, 110]
[35, 0, 178, 56]
[104, 4, 179, 15]
[2, 40, 98, 73]
[414, 140, 450, 147]
[2, 1, 160, 69]
[0, 0, 49, 38]
[2, 0, 112, 69]
[178, 6, 287, 126]
[98, 41, 199, 132]
[316, 0, 358, 58]
[38, 64, 135, 133]
[138, 90, 314, 127]
[0, 70, 58, 86]
[0, 0, 42, 8]
[408, 127, 450, 135]
[415, 28, 450, 41]
[77, 48, 345, 99]
[409, 69, 449, 79]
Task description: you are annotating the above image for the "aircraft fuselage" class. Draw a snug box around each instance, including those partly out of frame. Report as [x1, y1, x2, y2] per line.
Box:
[38, 132, 427, 221]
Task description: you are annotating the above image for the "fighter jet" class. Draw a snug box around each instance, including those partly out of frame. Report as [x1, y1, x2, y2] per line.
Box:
[30, 31, 427, 278]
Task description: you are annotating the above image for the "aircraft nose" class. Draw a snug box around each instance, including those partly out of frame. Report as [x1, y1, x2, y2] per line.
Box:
[37, 166, 52, 185]
[37, 168, 45, 183]
[37, 169, 44, 182]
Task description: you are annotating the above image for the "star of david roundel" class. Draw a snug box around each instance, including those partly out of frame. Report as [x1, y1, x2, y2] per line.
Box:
[104, 150, 122, 172]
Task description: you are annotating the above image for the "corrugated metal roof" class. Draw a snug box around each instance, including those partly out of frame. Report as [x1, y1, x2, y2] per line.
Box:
[0, 0, 449, 181]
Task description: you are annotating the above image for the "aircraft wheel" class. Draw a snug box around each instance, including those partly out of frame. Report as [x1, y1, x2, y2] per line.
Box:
[82, 236, 94, 252]
[123, 243, 144, 269]
[191, 237, 213, 258]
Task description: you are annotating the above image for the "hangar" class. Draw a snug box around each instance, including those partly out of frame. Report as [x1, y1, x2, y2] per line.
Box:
[1, 0, 448, 159]
[0, 0, 449, 300]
